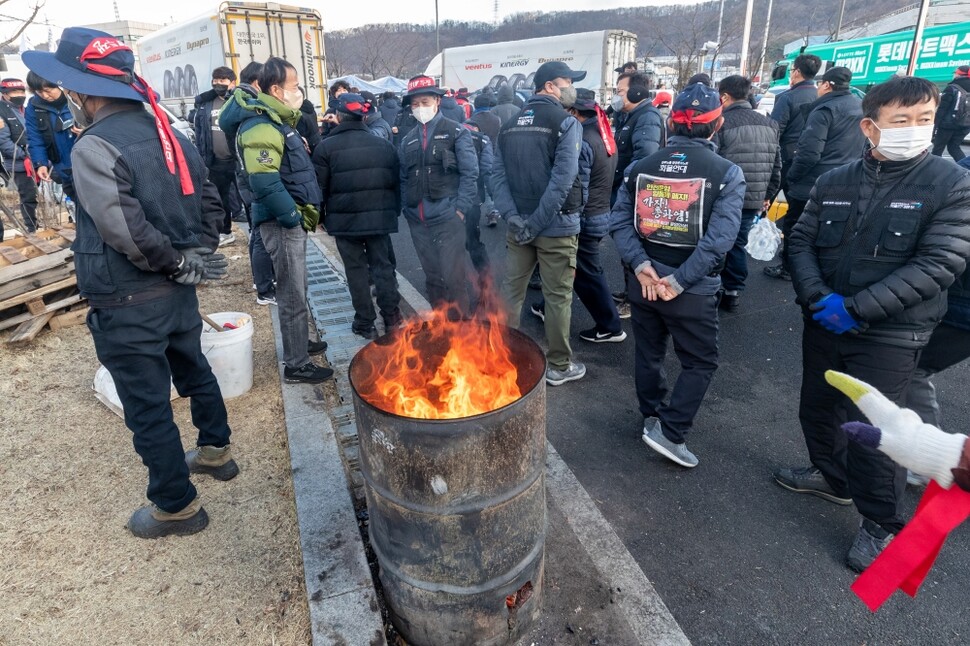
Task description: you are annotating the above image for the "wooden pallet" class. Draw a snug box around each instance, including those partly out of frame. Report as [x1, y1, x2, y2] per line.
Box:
[0, 225, 86, 344]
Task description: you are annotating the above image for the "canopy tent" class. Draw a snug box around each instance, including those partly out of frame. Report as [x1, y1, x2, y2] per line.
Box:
[327, 74, 407, 95]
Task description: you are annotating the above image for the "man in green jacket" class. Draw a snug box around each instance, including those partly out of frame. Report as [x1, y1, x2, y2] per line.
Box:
[219, 57, 331, 383]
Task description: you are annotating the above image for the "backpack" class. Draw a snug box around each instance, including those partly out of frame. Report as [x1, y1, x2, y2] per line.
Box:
[947, 84, 970, 128]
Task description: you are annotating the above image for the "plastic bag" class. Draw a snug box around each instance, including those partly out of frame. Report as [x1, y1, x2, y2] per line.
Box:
[745, 216, 783, 261]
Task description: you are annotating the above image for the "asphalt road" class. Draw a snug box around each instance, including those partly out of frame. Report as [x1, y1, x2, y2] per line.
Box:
[388, 213, 970, 645]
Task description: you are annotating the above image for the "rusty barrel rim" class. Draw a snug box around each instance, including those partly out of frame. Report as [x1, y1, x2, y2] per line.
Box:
[348, 323, 546, 422]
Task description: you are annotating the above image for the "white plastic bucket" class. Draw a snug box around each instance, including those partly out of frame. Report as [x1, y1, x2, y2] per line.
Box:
[200, 311, 254, 399]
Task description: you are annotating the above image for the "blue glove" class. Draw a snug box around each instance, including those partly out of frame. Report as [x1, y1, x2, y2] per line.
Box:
[810, 293, 862, 334]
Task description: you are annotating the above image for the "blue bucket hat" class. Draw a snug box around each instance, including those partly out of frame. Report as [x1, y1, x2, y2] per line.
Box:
[24, 27, 194, 195]
[22, 27, 154, 103]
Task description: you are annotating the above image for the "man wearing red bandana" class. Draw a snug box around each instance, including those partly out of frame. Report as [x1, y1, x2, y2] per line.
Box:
[609, 82, 744, 469]
[24, 28, 235, 539]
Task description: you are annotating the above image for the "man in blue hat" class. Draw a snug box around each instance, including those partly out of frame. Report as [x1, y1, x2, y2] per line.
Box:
[610, 82, 745, 468]
[24, 28, 236, 539]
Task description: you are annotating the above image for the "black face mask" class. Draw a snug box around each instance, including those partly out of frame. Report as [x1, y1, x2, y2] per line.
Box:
[212, 84, 229, 97]
[8, 95, 26, 108]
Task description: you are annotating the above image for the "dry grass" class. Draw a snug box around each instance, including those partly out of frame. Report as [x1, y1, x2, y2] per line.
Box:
[0, 233, 311, 646]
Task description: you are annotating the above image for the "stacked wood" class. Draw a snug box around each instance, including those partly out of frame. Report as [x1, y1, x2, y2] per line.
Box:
[0, 226, 88, 344]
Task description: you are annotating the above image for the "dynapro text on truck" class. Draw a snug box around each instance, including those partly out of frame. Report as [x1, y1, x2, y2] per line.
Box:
[136, 2, 326, 119]
[771, 20, 970, 89]
[425, 30, 638, 103]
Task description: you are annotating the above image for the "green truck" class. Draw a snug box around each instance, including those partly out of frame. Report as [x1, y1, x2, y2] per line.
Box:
[771, 20, 970, 89]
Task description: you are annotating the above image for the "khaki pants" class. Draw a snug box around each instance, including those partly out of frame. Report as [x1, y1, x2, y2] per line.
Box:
[502, 234, 578, 370]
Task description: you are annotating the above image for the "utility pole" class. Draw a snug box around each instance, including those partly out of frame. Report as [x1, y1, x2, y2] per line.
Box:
[711, 0, 725, 81]
[435, 0, 440, 54]
[758, 0, 775, 83]
[739, 0, 755, 76]
[906, 0, 932, 76]
[834, 0, 848, 41]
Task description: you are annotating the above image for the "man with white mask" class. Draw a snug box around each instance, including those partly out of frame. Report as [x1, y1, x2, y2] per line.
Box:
[398, 75, 479, 315]
[777, 76, 970, 573]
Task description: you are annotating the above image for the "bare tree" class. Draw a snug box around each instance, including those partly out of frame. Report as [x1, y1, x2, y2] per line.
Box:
[0, 0, 44, 49]
[655, 3, 722, 88]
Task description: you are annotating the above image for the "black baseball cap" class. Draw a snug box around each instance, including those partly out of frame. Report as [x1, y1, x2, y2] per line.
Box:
[614, 61, 637, 73]
[534, 61, 586, 89]
[821, 66, 852, 87]
[573, 88, 598, 111]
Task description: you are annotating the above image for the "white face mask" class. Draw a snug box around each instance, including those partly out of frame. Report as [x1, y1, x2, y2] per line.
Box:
[869, 123, 934, 161]
[413, 105, 436, 124]
[610, 94, 625, 112]
[283, 88, 303, 110]
[66, 92, 91, 129]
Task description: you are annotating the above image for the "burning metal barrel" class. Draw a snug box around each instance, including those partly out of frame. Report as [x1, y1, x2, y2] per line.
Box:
[349, 314, 547, 646]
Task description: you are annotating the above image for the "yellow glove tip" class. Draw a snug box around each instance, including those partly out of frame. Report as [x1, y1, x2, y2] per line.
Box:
[824, 370, 870, 403]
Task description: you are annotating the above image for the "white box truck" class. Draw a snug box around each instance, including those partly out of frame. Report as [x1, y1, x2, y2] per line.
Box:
[428, 30, 638, 103]
[136, 2, 326, 119]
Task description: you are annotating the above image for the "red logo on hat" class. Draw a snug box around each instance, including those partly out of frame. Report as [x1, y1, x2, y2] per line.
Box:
[81, 37, 130, 61]
[408, 76, 437, 92]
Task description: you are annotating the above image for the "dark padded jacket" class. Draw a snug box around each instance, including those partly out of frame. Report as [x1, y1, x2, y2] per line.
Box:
[770, 79, 817, 162]
[790, 151, 970, 346]
[786, 90, 865, 201]
[714, 101, 782, 209]
[467, 109, 501, 151]
[192, 89, 233, 167]
[312, 120, 400, 237]
[613, 100, 665, 190]
[936, 76, 970, 129]
[379, 96, 402, 128]
[439, 96, 465, 123]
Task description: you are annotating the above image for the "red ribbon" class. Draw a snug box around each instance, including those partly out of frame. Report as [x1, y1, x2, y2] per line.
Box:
[594, 105, 616, 157]
[132, 74, 195, 196]
[24, 157, 34, 180]
[852, 480, 970, 611]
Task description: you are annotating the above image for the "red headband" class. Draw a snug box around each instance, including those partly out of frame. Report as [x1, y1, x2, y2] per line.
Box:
[670, 106, 722, 128]
[78, 37, 194, 196]
[957, 67, 970, 77]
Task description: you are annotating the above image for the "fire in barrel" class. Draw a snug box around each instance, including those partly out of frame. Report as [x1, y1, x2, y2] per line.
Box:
[350, 305, 547, 645]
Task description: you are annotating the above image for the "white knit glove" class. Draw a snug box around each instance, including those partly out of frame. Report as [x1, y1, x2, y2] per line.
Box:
[825, 370, 967, 489]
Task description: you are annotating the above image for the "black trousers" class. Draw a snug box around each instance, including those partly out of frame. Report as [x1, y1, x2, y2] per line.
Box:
[208, 162, 238, 235]
[408, 216, 470, 315]
[904, 322, 970, 428]
[931, 126, 970, 161]
[629, 276, 720, 444]
[87, 286, 231, 513]
[798, 321, 917, 533]
[464, 201, 489, 274]
[334, 234, 400, 330]
[780, 197, 808, 272]
[14, 172, 38, 232]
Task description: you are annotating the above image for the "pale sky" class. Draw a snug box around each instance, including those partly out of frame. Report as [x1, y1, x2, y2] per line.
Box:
[4, 0, 704, 44]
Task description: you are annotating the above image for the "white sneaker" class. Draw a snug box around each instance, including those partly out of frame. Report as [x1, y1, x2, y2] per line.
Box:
[218, 233, 236, 247]
[545, 361, 586, 386]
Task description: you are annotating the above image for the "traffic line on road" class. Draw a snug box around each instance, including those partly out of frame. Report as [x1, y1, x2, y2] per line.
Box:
[344, 236, 691, 645]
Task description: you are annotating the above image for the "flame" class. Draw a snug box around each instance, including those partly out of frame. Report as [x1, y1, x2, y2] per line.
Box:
[355, 294, 521, 420]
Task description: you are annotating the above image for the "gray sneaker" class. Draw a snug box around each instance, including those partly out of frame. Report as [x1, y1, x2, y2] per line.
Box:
[546, 361, 586, 386]
[846, 519, 893, 573]
[642, 422, 698, 468]
[773, 466, 852, 505]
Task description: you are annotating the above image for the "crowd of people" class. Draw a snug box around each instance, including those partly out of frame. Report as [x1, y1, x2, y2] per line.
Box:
[8, 26, 970, 577]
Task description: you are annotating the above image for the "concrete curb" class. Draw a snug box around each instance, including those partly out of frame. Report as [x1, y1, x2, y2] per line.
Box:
[268, 296, 385, 645]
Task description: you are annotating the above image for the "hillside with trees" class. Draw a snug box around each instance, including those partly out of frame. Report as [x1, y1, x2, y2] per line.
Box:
[325, 0, 915, 86]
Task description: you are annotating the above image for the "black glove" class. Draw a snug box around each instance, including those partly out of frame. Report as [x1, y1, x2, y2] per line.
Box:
[506, 215, 534, 245]
[201, 251, 229, 280]
[171, 249, 207, 285]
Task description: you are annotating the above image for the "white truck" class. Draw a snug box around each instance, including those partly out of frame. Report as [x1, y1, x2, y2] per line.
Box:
[426, 30, 638, 103]
[136, 2, 327, 119]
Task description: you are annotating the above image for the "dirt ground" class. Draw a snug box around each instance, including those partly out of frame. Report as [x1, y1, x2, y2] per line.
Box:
[0, 232, 311, 645]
